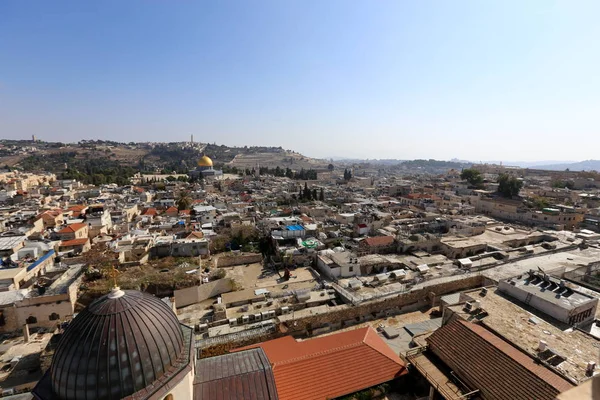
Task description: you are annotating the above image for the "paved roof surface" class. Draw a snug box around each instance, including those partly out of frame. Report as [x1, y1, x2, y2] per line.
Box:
[195, 348, 278, 400]
[427, 320, 574, 400]
[404, 318, 442, 337]
[235, 326, 406, 400]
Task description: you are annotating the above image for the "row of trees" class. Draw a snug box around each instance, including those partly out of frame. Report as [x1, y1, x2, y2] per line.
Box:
[225, 165, 320, 180]
[460, 168, 523, 197]
[298, 183, 325, 201]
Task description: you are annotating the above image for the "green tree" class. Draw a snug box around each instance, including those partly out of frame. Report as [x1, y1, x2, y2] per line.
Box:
[530, 196, 550, 210]
[304, 182, 312, 200]
[327, 163, 334, 171]
[460, 168, 483, 187]
[319, 188, 324, 201]
[551, 180, 574, 190]
[343, 168, 352, 181]
[177, 191, 192, 211]
[497, 174, 523, 197]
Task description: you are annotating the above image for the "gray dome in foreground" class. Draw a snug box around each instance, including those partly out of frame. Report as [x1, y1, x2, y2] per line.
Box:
[50, 289, 184, 400]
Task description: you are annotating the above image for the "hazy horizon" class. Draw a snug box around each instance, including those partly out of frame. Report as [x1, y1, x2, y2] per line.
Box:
[1, 1, 599, 161]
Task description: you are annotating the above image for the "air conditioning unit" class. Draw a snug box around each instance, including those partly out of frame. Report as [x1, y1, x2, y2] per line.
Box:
[262, 310, 275, 319]
[254, 313, 263, 322]
[241, 315, 250, 324]
[480, 287, 488, 296]
[198, 323, 208, 333]
[280, 306, 290, 315]
[473, 300, 481, 310]
[228, 318, 238, 327]
[464, 302, 473, 311]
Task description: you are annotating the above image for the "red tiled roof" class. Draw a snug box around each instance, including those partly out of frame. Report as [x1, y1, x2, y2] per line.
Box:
[179, 209, 191, 215]
[57, 223, 87, 234]
[165, 206, 178, 213]
[234, 327, 406, 400]
[59, 238, 90, 247]
[364, 236, 395, 247]
[68, 205, 87, 217]
[427, 320, 574, 400]
[37, 209, 63, 220]
[186, 231, 204, 240]
[142, 208, 158, 216]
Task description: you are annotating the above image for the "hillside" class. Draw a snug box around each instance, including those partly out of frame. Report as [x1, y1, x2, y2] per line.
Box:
[228, 151, 329, 170]
[530, 160, 600, 172]
[0, 139, 327, 183]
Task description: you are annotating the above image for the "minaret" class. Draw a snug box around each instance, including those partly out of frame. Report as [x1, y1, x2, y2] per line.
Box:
[191, 134, 194, 144]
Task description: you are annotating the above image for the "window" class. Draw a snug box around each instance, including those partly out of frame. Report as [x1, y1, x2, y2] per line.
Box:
[26, 316, 37, 324]
[349, 266, 353, 272]
[163, 395, 174, 400]
[49, 313, 60, 321]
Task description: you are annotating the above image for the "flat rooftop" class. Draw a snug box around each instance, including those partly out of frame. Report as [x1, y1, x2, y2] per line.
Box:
[502, 273, 596, 310]
[483, 247, 600, 282]
[0, 331, 53, 391]
[447, 287, 600, 383]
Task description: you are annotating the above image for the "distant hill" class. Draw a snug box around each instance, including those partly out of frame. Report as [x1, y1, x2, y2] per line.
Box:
[528, 160, 600, 172]
[0, 139, 326, 184]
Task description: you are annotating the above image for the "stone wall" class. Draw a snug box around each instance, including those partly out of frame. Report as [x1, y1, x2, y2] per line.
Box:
[174, 278, 233, 308]
[199, 274, 484, 357]
[216, 253, 263, 268]
[0, 307, 19, 333]
[285, 274, 484, 335]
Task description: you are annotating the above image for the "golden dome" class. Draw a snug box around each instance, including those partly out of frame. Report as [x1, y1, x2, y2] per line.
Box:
[198, 155, 213, 167]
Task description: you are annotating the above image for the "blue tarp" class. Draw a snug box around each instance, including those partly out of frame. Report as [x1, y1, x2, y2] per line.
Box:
[287, 225, 305, 231]
[27, 250, 55, 272]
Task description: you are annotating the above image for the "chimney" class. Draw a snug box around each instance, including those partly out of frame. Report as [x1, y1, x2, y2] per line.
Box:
[23, 324, 30, 343]
[473, 300, 482, 310]
[538, 340, 547, 352]
[587, 361, 596, 376]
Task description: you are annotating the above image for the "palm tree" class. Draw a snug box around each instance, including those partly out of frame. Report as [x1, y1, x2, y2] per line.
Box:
[177, 190, 192, 211]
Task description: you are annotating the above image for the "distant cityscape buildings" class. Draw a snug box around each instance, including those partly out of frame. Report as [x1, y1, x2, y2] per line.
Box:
[0, 140, 599, 398]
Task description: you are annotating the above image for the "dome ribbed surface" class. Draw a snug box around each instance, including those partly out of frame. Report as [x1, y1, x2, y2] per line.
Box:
[50, 290, 184, 400]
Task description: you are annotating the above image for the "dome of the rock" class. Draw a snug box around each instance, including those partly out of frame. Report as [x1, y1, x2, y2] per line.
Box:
[197, 155, 213, 167]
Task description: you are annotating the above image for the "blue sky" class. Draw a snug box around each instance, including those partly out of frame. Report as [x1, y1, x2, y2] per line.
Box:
[1, 1, 599, 161]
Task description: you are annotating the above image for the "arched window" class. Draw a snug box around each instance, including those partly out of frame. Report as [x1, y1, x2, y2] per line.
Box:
[26, 316, 37, 324]
[49, 313, 60, 321]
[163, 395, 174, 400]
